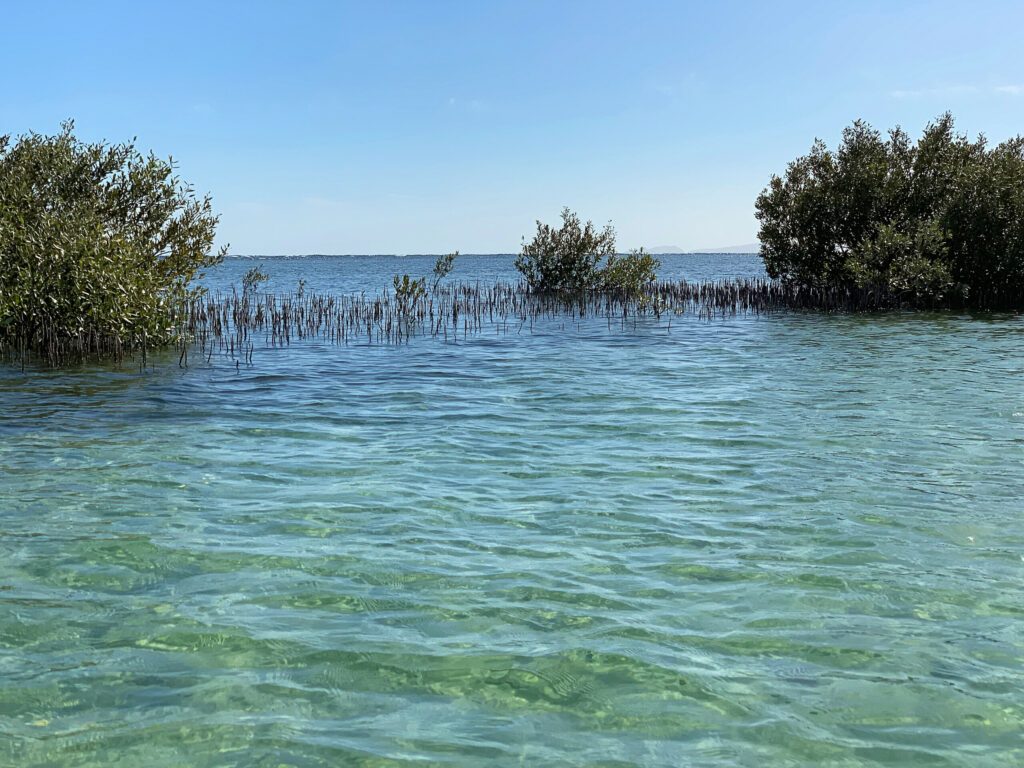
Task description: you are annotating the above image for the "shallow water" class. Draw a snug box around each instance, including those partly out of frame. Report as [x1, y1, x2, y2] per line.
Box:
[2, 255, 1023, 766]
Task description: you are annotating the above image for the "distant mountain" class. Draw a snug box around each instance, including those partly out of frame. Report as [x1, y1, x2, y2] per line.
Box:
[647, 243, 760, 255]
[690, 243, 761, 254]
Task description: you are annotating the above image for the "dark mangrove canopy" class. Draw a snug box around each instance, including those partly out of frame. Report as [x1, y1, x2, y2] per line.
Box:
[756, 113, 1024, 309]
[0, 121, 225, 364]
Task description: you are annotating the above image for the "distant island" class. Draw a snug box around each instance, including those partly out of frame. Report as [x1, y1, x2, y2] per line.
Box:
[648, 244, 761, 254]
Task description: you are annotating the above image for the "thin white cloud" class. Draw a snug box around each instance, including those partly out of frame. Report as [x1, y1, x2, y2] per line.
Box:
[446, 96, 486, 113]
[890, 84, 1022, 99]
[644, 72, 700, 99]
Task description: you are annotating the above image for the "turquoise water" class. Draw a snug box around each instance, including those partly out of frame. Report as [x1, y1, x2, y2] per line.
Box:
[2, 255, 1023, 767]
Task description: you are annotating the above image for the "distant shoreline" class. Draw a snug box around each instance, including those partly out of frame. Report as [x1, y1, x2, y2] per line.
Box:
[222, 257, 761, 264]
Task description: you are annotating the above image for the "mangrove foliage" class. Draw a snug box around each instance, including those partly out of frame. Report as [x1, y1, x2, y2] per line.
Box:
[756, 113, 1024, 309]
[0, 122, 225, 364]
[391, 251, 458, 314]
[515, 208, 659, 296]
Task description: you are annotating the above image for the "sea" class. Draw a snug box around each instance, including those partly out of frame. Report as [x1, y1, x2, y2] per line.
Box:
[2, 254, 1022, 766]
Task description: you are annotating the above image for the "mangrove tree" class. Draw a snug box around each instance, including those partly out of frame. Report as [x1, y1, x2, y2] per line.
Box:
[0, 121, 225, 364]
[755, 113, 1024, 309]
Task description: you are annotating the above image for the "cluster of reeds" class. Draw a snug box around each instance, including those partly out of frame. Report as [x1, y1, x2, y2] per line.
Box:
[1, 278, 926, 367]
[169, 278, 916, 367]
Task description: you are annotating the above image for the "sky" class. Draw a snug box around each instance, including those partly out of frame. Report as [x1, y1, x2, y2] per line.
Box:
[2, 0, 1024, 254]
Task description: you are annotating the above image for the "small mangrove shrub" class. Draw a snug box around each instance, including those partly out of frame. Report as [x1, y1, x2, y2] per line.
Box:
[602, 248, 660, 296]
[756, 113, 1024, 308]
[389, 251, 457, 311]
[515, 208, 659, 294]
[432, 251, 458, 291]
[515, 208, 616, 293]
[393, 273, 426, 312]
[241, 265, 269, 296]
[0, 121, 225, 363]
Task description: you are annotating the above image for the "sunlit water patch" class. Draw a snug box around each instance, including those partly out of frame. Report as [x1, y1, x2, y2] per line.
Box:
[2, 255, 1023, 766]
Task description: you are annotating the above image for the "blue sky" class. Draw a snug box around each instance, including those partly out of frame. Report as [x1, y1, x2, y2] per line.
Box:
[3, 1, 1023, 254]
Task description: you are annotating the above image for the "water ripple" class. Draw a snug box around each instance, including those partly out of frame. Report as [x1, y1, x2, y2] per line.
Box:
[2, 256, 1023, 766]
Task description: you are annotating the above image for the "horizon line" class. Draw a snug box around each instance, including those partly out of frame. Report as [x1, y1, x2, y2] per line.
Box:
[222, 251, 762, 258]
